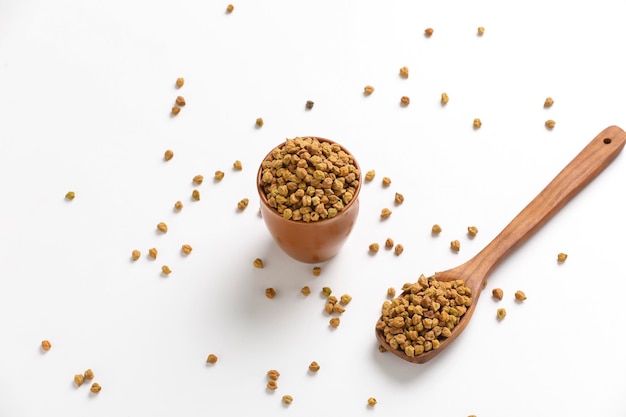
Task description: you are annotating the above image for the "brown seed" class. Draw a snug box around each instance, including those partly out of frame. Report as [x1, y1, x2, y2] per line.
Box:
[161, 265, 172, 275]
[90, 383, 102, 394]
[473, 118, 482, 129]
[226, 4, 234, 13]
[267, 369, 280, 380]
[441, 92, 449, 105]
[368, 397, 378, 406]
[545, 119, 556, 129]
[214, 170, 225, 180]
[467, 226, 478, 237]
[193, 175, 204, 185]
[424, 27, 434, 37]
[385, 238, 394, 248]
[157, 222, 168, 233]
[380, 208, 392, 219]
[514, 290, 527, 302]
[477, 26, 485, 36]
[84, 369, 94, 380]
[266, 380, 278, 390]
[557, 252, 568, 263]
[400, 96, 410, 106]
[431, 224, 442, 235]
[399, 66, 409, 78]
[41, 340, 51, 351]
[305, 100, 314, 109]
[237, 198, 249, 210]
[148, 248, 158, 259]
[369, 243, 380, 253]
[450, 240, 461, 252]
[378, 344, 387, 352]
[282, 395, 293, 405]
[308, 361, 320, 372]
[387, 287, 396, 298]
[74, 374, 84, 387]
[394, 192, 404, 205]
[171, 106, 181, 116]
[175, 96, 186, 106]
[544, 97, 554, 108]
[255, 118, 264, 127]
[65, 191, 75, 200]
[206, 353, 218, 364]
[181, 244, 193, 255]
[174, 200, 183, 210]
[365, 170, 376, 181]
[265, 288, 276, 299]
[253, 258, 264, 268]
[300, 286, 311, 296]
[332, 304, 346, 314]
[497, 308, 507, 320]
[233, 160, 243, 170]
[321, 287, 332, 297]
[312, 266, 322, 276]
[192, 189, 200, 200]
[340, 294, 352, 305]
[363, 85, 375, 95]
[131, 249, 141, 261]
[394, 244, 404, 256]
[164, 149, 174, 161]
[382, 177, 391, 187]
[492, 288, 503, 300]
[329, 317, 340, 328]
[175, 77, 184, 88]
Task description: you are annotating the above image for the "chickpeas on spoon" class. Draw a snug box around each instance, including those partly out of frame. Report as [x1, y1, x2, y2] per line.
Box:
[375, 125, 626, 364]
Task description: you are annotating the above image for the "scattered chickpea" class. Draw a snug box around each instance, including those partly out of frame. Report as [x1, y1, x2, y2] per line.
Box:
[305, 100, 314, 110]
[164, 149, 174, 161]
[382, 177, 391, 187]
[282, 395, 293, 405]
[301, 286, 311, 296]
[148, 248, 158, 259]
[266, 380, 278, 390]
[174, 200, 183, 211]
[387, 287, 396, 298]
[399, 66, 409, 78]
[557, 252, 568, 263]
[378, 345, 387, 352]
[308, 361, 320, 372]
[181, 244, 193, 255]
[214, 170, 225, 180]
[492, 288, 503, 300]
[385, 238, 394, 248]
[544, 97, 554, 108]
[192, 175, 204, 185]
[321, 287, 332, 297]
[192, 189, 200, 201]
[329, 317, 340, 328]
[157, 222, 168, 233]
[237, 198, 249, 210]
[253, 258, 264, 268]
[90, 383, 101, 394]
[394, 244, 404, 256]
[175, 77, 184, 88]
[255, 118, 264, 128]
[332, 304, 346, 314]
[233, 160, 243, 170]
[41, 340, 51, 351]
[441, 92, 449, 105]
[368, 397, 378, 407]
[265, 288, 276, 299]
[226, 4, 234, 13]
[497, 308, 507, 320]
[369, 243, 380, 253]
[450, 240, 461, 252]
[380, 208, 392, 219]
[365, 170, 376, 181]
[473, 118, 482, 129]
[363, 85, 375, 95]
[400, 96, 410, 106]
[340, 294, 352, 305]
[515, 290, 527, 302]
[175, 96, 186, 106]
[131, 249, 141, 261]
[206, 353, 218, 364]
[74, 374, 84, 387]
[65, 191, 75, 201]
[312, 266, 322, 276]
[467, 226, 478, 237]
[477, 26, 485, 36]
[431, 224, 442, 235]
[267, 369, 280, 380]
[84, 369, 94, 380]
[424, 28, 434, 37]
[545, 119, 556, 129]
[161, 265, 172, 275]
[394, 192, 404, 205]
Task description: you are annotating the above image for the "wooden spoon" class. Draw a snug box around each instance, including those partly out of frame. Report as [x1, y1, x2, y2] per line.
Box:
[375, 125, 626, 364]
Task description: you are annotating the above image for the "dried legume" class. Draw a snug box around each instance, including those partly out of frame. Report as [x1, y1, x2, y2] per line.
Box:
[282, 395, 293, 405]
[473, 118, 482, 129]
[399, 66, 409, 78]
[237, 198, 249, 210]
[265, 288, 276, 298]
[175, 77, 184, 88]
[450, 240, 461, 252]
[255, 118, 264, 127]
[301, 286, 311, 296]
[514, 290, 527, 301]
[380, 208, 392, 219]
[175, 96, 186, 106]
[400, 96, 410, 106]
[131, 249, 141, 261]
[497, 308, 507, 319]
[364, 85, 375, 95]
[312, 266, 321, 276]
[148, 248, 158, 259]
[424, 28, 434, 37]
[174, 200, 183, 210]
[365, 170, 376, 181]
[368, 397, 377, 406]
[557, 252, 568, 263]
[545, 119, 556, 129]
[192, 189, 200, 200]
[226, 4, 234, 13]
[431, 224, 442, 235]
[329, 317, 340, 328]
[214, 171, 225, 180]
[441, 92, 449, 105]
[74, 374, 84, 387]
[164, 150, 174, 161]
[233, 160, 242, 170]
[65, 191, 75, 200]
[206, 354, 218, 364]
[253, 258, 264, 268]
[84, 369, 94, 380]
[385, 238, 394, 248]
[477, 27, 485, 36]
[161, 265, 172, 275]
[394, 244, 404, 256]
[492, 288, 503, 300]
[171, 106, 181, 116]
[308, 361, 320, 372]
[544, 97, 554, 108]
[382, 177, 391, 187]
[305, 100, 314, 109]
[181, 244, 193, 255]
[41, 340, 51, 351]
[369, 243, 380, 253]
[193, 175, 204, 185]
[157, 222, 168, 233]
[90, 383, 102, 393]
[467, 226, 478, 237]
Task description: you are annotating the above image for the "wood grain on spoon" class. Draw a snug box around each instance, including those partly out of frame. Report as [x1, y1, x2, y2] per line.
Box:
[376, 125, 626, 364]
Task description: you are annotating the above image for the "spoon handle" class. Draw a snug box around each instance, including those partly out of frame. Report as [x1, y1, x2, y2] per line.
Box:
[462, 125, 626, 288]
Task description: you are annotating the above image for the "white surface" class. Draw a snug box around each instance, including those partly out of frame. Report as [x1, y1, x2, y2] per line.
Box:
[1, 1, 626, 416]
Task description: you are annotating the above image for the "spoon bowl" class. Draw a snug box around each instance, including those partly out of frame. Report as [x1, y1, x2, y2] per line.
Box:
[376, 125, 626, 364]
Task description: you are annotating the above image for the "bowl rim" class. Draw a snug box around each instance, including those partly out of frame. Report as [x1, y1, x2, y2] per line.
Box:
[256, 136, 362, 225]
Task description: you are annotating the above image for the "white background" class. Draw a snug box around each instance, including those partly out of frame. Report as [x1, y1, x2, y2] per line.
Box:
[1, 1, 625, 416]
